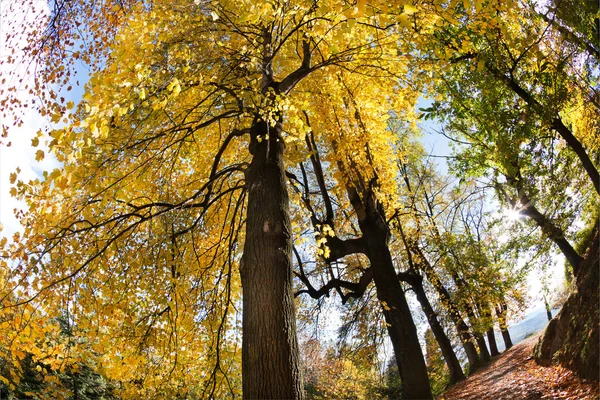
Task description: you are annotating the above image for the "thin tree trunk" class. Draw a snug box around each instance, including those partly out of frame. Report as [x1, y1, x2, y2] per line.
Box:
[463, 303, 491, 362]
[476, 334, 491, 362]
[396, 223, 465, 384]
[345, 185, 432, 399]
[487, 328, 500, 356]
[544, 295, 553, 322]
[417, 257, 483, 373]
[448, 272, 491, 363]
[501, 329, 513, 350]
[481, 302, 499, 356]
[410, 275, 466, 383]
[303, 135, 431, 398]
[240, 119, 303, 399]
[496, 302, 513, 350]
[491, 68, 600, 195]
[520, 196, 583, 275]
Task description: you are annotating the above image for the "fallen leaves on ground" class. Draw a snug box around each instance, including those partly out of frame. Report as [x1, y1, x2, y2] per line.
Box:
[439, 333, 599, 400]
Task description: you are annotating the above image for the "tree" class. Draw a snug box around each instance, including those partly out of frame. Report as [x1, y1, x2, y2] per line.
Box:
[380, 356, 402, 400]
[300, 338, 382, 400]
[290, 72, 434, 399]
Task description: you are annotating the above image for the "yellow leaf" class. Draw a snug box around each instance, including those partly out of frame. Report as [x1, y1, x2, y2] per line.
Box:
[35, 150, 45, 161]
[172, 82, 181, 97]
[398, 13, 410, 26]
[404, 4, 417, 14]
[51, 112, 62, 124]
[357, 0, 366, 16]
[9, 172, 17, 184]
[31, 136, 39, 147]
[66, 100, 75, 110]
[477, 58, 485, 71]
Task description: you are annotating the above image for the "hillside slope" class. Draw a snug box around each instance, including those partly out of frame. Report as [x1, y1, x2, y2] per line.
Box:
[439, 333, 599, 400]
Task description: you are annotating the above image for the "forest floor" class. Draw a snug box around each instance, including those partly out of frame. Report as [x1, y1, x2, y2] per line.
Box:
[439, 333, 599, 400]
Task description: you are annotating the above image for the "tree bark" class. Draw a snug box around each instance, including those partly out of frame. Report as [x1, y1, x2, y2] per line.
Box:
[300, 136, 431, 398]
[397, 224, 466, 384]
[544, 295, 553, 322]
[408, 273, 466, 384]
[475, 333, 491, 362]
[491, 68, 600, 196]
[240, 119, 303, 399]
[461, 303, 491, 362]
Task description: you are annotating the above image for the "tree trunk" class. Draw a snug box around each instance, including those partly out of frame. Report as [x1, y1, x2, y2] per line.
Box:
[492, 68, 600, 195]
[544, 295, 553, 322]
[349, 190, 432, 399]
[410, 275, 466, 384]
[461, 302, 491, 362]
[501, 329, 513, 350]
[520, 198, 583, 275]
[481, 303, 500, 356]
[550, 117, 600, 196]
[534, 227, 599, 380]
[496, 302, 513, 350]
[447, 275, 492, 364]
[240, 119, 303, 399]
[486, 328, 500, 356]
[475, 333, 491, 362]
[364, 228, 432, 400]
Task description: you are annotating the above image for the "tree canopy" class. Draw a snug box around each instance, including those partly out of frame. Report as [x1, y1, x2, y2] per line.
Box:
[1, 0, 598, 398]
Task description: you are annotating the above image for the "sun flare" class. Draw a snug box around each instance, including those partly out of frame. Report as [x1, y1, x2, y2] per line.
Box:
[503, 207, 522, 222]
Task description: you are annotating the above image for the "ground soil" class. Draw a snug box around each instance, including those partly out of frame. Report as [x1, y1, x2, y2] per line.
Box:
[439, 333, 599, 400]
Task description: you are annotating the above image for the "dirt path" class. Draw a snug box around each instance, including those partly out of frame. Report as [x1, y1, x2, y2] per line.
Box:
[439, 333, 599, 400]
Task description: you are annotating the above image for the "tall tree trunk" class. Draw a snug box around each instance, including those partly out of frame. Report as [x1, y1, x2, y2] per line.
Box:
[304, 137, 431, 398]
[240, 119, 303, 399]
[476, 333, 491, 362]
[496, 302, 513, 350]
[409, 274, 466, 384]
[362, 224, 432, 400]
[347, 187, 432, 400]
[448, 271, 491, 363]
[491, 68, 600, 195]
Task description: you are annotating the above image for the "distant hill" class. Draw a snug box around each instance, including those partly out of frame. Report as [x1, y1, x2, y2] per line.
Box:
[487, 307, 560, 353]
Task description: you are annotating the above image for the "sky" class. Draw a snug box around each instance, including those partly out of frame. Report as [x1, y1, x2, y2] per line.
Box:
[0, 1, 56, 238]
